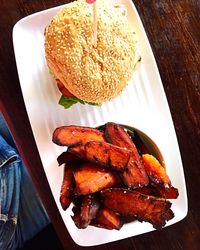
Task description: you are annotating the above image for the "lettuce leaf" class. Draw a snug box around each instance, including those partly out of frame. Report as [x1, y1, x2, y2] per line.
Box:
[58, 95, 101, 109]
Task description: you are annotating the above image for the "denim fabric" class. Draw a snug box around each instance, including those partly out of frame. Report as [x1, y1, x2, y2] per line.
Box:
[0, 114, 50, 249]
[0, 135, 21, 249]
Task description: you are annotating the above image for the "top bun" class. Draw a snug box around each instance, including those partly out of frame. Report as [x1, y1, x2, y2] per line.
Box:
[44, 0, 140, 103]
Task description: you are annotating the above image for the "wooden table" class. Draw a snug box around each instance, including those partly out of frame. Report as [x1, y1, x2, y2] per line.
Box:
[0, 0, 200, 249]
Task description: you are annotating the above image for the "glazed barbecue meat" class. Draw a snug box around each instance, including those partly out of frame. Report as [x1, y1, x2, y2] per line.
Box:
[52, 123, 178, 230]
[73, 163, 120, 195]
[53, 125, 105, 146]
[92, 207, 122, 230]
[105, 122, 149, 187]
[70, 141, 132, 172]
[60, 165, 75, 210]
[102, 188, 174, 229]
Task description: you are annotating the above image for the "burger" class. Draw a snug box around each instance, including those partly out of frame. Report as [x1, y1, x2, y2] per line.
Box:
[44, 0, 140, 109]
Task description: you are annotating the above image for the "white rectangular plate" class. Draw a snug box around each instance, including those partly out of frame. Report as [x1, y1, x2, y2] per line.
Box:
[13, 0, 187, 246]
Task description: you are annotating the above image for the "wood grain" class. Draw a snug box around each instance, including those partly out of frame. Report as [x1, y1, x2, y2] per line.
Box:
[0, 0, 200, 249]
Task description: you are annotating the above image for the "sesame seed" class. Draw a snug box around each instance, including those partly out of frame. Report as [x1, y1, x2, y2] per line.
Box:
[44, 0, 139, 103]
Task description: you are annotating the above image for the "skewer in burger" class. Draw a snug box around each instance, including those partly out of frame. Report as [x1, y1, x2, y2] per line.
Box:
[44, 0, 140, 108]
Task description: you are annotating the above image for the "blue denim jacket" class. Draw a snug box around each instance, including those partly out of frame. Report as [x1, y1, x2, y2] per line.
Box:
[0, 135, 21, 249]
[0, 114, 49, 249]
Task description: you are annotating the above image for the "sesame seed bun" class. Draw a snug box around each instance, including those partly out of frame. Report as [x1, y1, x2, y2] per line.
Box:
[45, 0, 140, 103]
